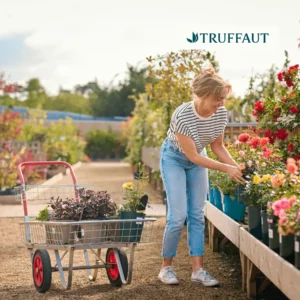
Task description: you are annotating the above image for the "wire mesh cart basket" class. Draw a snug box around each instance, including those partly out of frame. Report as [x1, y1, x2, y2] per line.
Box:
[16, 161, 156, 293]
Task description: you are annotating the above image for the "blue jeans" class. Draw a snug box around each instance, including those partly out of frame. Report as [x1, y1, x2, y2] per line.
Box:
[160, 138, 208, 258]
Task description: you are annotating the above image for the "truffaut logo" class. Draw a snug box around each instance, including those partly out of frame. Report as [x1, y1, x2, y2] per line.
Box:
[186, 32, 269, 43]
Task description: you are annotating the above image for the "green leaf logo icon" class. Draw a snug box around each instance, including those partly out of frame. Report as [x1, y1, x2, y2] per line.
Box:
[187, 32, 198, 43]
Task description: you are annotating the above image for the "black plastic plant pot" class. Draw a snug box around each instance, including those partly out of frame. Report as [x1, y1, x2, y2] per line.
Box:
[267, 214, 279, 253]
[248, 206, 262, 240]
[120, 211, 145, 243]
[279, 233, 294, 261]
[236, 184, 247, 203]
[260, 210, 269, 246]
[295, 233, 300, 270]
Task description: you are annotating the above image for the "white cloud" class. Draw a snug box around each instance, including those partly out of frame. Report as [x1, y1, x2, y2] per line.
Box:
[0, 0, 299, 96]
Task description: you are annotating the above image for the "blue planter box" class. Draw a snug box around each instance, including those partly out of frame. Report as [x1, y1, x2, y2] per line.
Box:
[213, 188, 223, 211]
[223, 194, 245, 222]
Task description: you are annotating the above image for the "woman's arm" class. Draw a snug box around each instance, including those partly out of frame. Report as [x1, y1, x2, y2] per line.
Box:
[210, 134, 239, 167]
[175, 133, 244, 183]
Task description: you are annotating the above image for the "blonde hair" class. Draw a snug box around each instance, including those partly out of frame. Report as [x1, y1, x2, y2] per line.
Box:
[191, 66, 232, 100]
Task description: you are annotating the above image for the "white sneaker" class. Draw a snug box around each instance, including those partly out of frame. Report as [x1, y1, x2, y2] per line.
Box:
[158, 266, 179, 285]
[191, 268, 219, 287]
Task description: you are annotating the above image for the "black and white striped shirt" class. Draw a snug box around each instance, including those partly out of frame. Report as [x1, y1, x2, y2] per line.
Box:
[167, 101, 228, 154]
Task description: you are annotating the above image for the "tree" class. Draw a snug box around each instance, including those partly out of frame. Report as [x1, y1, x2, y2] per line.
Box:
[79, 64, 152, 117]
[22, 78, 48, 109]
[146, 49, 219, 127]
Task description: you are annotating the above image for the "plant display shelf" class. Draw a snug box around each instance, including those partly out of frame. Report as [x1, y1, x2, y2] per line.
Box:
[205, 201, 300, 300]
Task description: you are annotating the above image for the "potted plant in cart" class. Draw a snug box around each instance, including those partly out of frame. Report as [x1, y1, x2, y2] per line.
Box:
[37, 188, 117, 244]
[118, 164, 149, 242]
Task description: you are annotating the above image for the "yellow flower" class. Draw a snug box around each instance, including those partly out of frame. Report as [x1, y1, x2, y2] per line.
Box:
[253, 175, 261, 184]
[261, 174, 272, 182]
[122, 182, 134, 189]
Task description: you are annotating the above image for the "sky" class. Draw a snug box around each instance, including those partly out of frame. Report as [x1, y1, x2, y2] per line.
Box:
[0, 0, 299, 97]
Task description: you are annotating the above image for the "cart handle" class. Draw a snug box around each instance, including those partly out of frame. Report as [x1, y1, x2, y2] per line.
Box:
[18, 161, 77, 185]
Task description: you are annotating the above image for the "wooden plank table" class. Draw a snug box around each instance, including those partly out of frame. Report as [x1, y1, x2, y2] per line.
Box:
[239, 227, 300, 300]
[205, 201, 243, 250]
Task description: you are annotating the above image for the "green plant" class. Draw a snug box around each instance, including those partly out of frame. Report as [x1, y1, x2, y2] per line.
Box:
[124, 94, 148, 167]
[121, 164, 149, 212]
[217, 172, 238, 200]
[36, 206, 50, 221]
[85, 129, 121, 158]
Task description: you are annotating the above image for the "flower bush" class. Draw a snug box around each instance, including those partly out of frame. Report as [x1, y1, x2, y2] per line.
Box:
[0, 110, 23, 140]
[221, 131, 285, 207]
[273, 196, 300, 236]
[252, 64, 300, 161]
[18, 117, 86, 164]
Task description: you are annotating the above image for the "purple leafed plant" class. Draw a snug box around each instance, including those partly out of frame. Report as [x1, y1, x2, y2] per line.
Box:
[49, 188, 117, 220]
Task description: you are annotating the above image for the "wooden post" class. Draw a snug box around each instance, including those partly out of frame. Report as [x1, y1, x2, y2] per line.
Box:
[247, 259, 259, 299]
[211, 223, 220, 252]
[239, 251, 247, 292]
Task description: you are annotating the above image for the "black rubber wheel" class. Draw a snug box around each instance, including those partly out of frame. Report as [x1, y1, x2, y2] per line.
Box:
[32, 249, 52, 293]
[106, 248, 128, 286]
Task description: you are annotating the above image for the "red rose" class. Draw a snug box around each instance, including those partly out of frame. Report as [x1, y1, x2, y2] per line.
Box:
[249, 136, 260, 148]
[260, 137, 269, 146]
[288, 64, 299, 72]
[275, 129, 288, 141]
[252, 109, 258, 116]
[286, 80, 294, 87]
[254, 100, 264, 112]
[281, 96, 286, 102]
[294, 154, 300, 161]
[238, 133, 250, 143]
[288, 143, 295, 153]
[289, 106, 299, 114]
[264, 129, 275, 144]
[277, 72, 284, 81]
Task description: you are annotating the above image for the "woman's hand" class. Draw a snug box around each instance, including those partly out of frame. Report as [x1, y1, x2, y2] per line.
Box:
[224, 165, 246, 184]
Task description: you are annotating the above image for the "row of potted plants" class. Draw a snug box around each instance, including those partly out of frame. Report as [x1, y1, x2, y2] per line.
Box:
[208, 63, 300, 270]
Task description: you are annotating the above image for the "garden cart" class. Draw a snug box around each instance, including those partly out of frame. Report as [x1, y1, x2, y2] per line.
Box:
[16, 161, 156, 293]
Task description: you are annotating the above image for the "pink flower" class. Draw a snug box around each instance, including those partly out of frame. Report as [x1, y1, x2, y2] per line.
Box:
[263, 148, 273, 158]
[279, 209, 286, 219]
[279, 215, 287, 225]
[272, 198, 292, 216]
[239, 150, 245, 156]
[287, 158, 296, 164]
[247, 160, 253, 167]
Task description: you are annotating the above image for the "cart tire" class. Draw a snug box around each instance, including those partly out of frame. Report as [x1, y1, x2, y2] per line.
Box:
[32, 249, 52, 293]
[106, 248, 128, 286]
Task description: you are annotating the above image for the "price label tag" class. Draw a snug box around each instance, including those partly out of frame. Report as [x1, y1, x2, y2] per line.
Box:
[52, 227, 56, 234]
[279, 235, 282, 243]
[268, 229, 273, 239]
[81, 229, 85, 237]
[295, 241, 300, 253]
